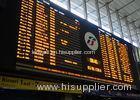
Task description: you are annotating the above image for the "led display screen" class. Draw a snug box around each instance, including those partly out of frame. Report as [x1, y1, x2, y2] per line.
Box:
[15, 0, 134, 84]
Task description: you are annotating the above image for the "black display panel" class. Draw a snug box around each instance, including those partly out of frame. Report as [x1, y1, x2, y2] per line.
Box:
[1, 0, 135, 85]
[99, 29, 133, 83]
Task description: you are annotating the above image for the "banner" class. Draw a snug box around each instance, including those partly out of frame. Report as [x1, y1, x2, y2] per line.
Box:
[0, 76, 81, 94]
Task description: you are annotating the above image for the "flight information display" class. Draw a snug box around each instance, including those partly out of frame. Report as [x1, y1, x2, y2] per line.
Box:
[17, 0, 82, 71]
[16, 0, 134, 84]
[99, 30, 133, 83]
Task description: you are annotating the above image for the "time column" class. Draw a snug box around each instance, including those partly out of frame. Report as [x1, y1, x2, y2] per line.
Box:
[50, 8, 56, 66]
[17, 0, 34, 60]
[106, 36, 118, 80]
[99, 33, 111, 78]
[34, 3, 49, 64]
[118, 43, 133, 83]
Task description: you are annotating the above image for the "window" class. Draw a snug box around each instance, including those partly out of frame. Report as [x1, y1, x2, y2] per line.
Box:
[50, 0, 68, 10]
[86, 0, 98, 26]
[114, 32, 121, 37]
[133, 42, 138, 47]
[100, 5, 110, 32]
[111, 12, 121, 37]
[50, 0, 139, 47]
[121, 19, 131, 43]
[129, 24, 139, 47]
[71, 0, 85, 18]
[124, 37, 130, 42]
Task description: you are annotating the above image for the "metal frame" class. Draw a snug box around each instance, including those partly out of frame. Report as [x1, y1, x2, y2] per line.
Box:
[50, 0, 140, 47]
[106, 3, 113, 33]
[83, 0, 87, 19]
[133, 22, 140, 47]
[124, 17, 133, 44]
[116, 10, 124, 38]
[95, 0, 101, 27]
[67, 0, 71, 11]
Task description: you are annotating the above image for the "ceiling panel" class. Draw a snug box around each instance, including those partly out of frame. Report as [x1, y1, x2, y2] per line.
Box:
[109, 0, 140, 31]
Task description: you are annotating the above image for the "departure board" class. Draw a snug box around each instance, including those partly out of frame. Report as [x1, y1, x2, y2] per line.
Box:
[16, 0, 134, 84]
[99, 30, 133, 83]
[50, 7, 82, 70]
[17, 0, 82, 71]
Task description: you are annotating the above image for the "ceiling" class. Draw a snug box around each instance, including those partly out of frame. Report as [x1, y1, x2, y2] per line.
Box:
[100, 0, 140, 29]
[57, 0, 140, 28]
[51, 0, 140, 44]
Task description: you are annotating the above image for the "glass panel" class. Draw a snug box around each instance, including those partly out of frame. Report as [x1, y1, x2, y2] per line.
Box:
[100, 5, 110, 32]
[138, 48, 140, 60]
[86, 0, 98, 26]
[71, 0, 85, 18]
[136, 47, 140, 62]
[132, 35, 137, 42]
[114, 32, 121, 37]
[122, 25, 130, 43]
[111, 12, 122, 37]
[50, 0, 68, 10]
[133, 42, 138, 47]
[124, 37, 130, 42]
